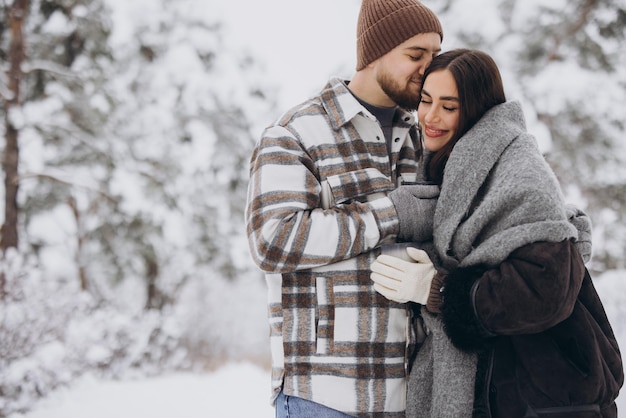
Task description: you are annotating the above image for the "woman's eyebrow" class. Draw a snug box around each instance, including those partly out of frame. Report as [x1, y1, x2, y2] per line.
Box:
[422, 88, 459, 102]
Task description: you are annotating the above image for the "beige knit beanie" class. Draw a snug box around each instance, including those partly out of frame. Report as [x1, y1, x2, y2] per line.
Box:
[356, 0, 443, 70]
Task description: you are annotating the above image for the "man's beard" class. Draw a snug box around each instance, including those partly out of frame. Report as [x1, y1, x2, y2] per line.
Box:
[378, 71, 421, 111]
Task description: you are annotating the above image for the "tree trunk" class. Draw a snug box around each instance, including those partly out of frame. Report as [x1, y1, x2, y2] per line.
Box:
[67, 196, 89, 291]
[2, 0, 29, 252]
[144, 251, 161, 310]
[1, 0, 29, 298]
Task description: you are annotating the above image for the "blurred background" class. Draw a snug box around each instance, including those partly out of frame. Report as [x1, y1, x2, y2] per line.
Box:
[1, 0, 625, 415]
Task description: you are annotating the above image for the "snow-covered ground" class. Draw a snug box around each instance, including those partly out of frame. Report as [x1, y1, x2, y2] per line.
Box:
[9, 362, 274, 418]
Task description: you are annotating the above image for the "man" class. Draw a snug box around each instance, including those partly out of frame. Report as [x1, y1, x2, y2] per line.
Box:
[245, 1, 442, 416]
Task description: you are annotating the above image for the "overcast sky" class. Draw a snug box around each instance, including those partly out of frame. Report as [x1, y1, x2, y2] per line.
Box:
[215, 0, 361, 108]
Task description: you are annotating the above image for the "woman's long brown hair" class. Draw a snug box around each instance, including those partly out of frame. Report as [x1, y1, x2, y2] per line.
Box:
[422, 49, 506, 184]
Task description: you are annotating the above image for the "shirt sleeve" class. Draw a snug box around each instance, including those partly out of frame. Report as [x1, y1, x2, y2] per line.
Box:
[245, 126, 399, 273]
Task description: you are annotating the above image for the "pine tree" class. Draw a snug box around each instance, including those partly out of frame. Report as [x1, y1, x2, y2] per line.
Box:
[516, 0, 626, 271]
[2, 0, 118, 296]
[2, 0, 274, 307]
[87, 0, 274, 309]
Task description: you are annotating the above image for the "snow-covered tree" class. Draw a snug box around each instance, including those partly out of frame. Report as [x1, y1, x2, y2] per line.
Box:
[97, 0, 274, 310]
[2, 0, 274, 307]
[1, 0, 275, 414]
[0, 0, 117, 295]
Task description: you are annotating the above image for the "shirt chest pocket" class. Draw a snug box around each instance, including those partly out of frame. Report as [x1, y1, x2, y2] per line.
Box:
[320, 168, 395, 209]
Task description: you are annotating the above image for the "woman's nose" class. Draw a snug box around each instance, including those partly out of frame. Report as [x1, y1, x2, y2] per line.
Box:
[425, 108, 438, 123]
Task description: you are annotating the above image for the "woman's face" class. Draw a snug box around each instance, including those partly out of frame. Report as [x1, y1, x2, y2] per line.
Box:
[417, 69, 460, 152]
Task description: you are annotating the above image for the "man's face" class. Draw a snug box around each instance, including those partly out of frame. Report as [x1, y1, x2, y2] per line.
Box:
[374, 32, 441, 110]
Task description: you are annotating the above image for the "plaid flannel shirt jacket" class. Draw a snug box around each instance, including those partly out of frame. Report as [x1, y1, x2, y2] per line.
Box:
[246, 78, 422, 417]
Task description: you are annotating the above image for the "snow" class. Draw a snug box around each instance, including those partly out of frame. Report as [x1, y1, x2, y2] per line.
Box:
[11, 362, 274, 418]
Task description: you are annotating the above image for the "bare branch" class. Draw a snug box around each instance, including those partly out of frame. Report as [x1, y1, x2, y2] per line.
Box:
[19, 171, 120, 204]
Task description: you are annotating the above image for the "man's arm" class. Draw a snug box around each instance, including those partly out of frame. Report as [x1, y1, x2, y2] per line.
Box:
[245, 126, 399, 273]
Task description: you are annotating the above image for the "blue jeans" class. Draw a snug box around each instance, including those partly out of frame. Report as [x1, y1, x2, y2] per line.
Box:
[275, 391, 355, 418]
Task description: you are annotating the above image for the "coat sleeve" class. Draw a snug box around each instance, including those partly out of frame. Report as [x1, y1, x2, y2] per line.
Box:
[440, 240, 585, 352]
[245, 126, 400, 273]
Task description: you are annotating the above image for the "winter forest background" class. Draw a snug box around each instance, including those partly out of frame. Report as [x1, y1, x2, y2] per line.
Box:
[1, 0, 625, 416]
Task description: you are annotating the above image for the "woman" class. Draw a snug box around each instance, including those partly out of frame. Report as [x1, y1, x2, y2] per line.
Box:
[371, 49, 623, 417]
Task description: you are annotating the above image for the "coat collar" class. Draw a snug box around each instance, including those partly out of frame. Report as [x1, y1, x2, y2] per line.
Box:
[319, 77, 416, 131]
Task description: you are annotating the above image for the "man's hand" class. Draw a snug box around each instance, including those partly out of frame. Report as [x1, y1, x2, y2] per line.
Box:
[388, 184, 439, 242]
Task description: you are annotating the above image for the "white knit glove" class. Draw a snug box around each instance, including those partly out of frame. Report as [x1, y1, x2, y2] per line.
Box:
[370, 247, 436, 304]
